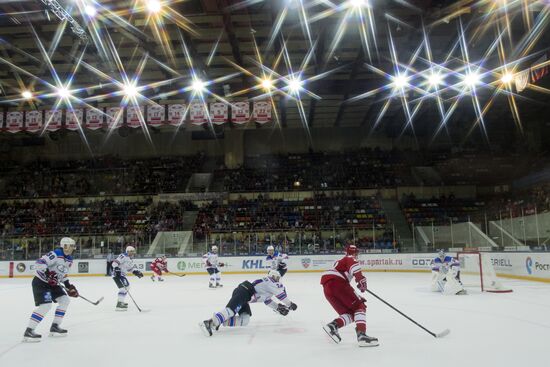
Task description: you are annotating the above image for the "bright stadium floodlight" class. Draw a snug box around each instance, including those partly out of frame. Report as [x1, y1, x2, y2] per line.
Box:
[123, 83, 138, 97]
[287, 78, 302, 94]
[21, 90, 33, 100]
[464, 72, 480, 87]
[56, 87, 70, 99]
[146, 0, 162, 14]
[392, 74, 408, 89]
[261, 78, 273, 90]
[84, 4, 97, 17]
[191, 78, 206, 93]
[349, 0, 367, 8]
[500, 73, 513, 84]
[427, 73, 443, 88]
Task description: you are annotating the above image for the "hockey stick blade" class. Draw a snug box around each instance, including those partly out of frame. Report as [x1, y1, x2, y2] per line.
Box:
[90, 296, 104, 306]
[435, 329, 450, 338]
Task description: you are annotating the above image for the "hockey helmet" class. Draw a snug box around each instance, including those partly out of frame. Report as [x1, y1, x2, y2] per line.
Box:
[346, 244, 359, 258]
[267, 269, 282, 282]
[60, 237, 76, 255]
[211, 245, 218, 253]
[438, 249, 446, 260]
[267, 245, 275, 256]
[126, 246, 136, 257]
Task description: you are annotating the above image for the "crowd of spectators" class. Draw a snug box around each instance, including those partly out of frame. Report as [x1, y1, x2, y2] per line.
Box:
[213, 148, 413, 192]
[0, 154, 206, 198]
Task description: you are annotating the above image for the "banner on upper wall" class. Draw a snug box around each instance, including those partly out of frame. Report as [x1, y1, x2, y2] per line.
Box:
[147, 105, 165, 127]
[190, 101, 207, 125]
[6, 111, 23, 133]
[252, 100, 271, 123]
[66, 109, 83, 131]
[25, 110, 43, 133]
[127, 106, 145, 128]
[85, 108, 103, 130]
[210, 102, 228, 124]
[231, 101, 249, 124]
[106, 107, 123, 129]
[45, 109, 63, 131]
[167, 104, 186, 126]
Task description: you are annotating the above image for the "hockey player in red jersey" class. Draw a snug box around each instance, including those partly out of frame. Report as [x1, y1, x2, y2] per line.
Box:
[321, 245, 379, 347]
[150, 255, 168, 282]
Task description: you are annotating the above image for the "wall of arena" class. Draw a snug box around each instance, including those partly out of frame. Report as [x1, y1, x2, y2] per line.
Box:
[1, 252, 549, 283]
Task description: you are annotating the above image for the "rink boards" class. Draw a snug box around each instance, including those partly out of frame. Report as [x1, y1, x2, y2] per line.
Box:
[1, 252, 549, 282]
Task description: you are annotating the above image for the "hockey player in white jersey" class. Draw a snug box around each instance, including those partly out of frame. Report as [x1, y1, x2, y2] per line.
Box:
[203, 245, 225, 288]
[23, 237, 79, 342]
[431, 250, 466, 295]
[266, 245, 289, 277]
[112, 246, 144, 311]
[200, 270, 298, 336]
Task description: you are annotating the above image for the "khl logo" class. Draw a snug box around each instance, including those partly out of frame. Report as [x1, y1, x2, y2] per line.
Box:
[526, 257, 533, 275]
[242, 260, 268, 269]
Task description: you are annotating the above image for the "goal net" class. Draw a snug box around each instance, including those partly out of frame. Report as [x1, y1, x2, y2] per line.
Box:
[456, 252, 513, 293]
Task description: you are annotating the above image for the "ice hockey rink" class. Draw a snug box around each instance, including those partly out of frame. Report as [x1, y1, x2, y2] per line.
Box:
[0, 272, 548, 367]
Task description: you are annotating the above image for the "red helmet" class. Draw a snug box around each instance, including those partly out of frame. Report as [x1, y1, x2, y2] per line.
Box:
[346, 245, 359, 258]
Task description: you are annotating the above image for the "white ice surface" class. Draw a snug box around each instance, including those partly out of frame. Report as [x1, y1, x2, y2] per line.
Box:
[1, 273, 548, 367]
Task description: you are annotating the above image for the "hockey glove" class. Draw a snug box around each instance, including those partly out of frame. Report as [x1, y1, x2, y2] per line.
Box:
[65, 283, 79, 298]
[219, 262, 225, 267]
[45, 270, 59, 286]
[276, 304, 290, 316]
[289, 302, 298, 311]
[358, 277, 367, 293]
[113, 267, 122, 278]
[133, 270, 144, 278]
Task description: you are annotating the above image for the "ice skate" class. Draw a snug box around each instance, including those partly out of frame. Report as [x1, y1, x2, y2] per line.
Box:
[150, 275, 155, 282]
[116, 301, 128, 311]
[49, 323, 68, 337]
[216, 283, 223, 288]
[23, 328, 41, 343]
[158, 277, 164, 282]
[357, 332, 379, 347]
[200, 319, 214, 336]
[209, 283, 216, 289]
[322, 321, 341, 343]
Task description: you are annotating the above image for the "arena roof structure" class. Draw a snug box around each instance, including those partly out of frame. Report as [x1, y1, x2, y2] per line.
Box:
[0, 0, 549, 141]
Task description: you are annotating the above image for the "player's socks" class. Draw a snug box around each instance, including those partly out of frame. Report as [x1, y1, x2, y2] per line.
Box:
[23, 328, 41, 342]
[49, 323, 67, 337]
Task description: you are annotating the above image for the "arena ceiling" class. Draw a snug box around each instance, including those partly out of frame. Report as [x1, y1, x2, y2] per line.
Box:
[0, 0, 549, 141]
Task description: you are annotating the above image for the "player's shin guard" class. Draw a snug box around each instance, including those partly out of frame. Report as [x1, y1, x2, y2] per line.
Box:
[118, 287, 128, 302]
[215, 272, 221, 286]
[27, 303, 52, 330]
[209, 275, 216, 287]
[212, 307, 235, 327]
[354, 310, 367, 333]
[335, 313, 353, 328]
[52, 295, 69, 327]
[223, 313, 250, 327]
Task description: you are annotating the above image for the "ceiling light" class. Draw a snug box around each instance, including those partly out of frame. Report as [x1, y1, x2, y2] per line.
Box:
[288, 78, 302, 94]
[21, 90, 33, 100]
[123, 83, 138, 97]
[84, 5, 97, 17]
[500, 73, 513, 84]
[427, 73, 443, 87]
[191, 79, 206, 92]
[261, 78, 273, 90]
[392, 74, 408, 88]
[146, 0, 162, 14]
[56, 87, 71, 99]
[464, 72, 480, 87]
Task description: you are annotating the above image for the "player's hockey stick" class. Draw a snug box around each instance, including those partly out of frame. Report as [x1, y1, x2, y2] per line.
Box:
[167, 271, 186, 277]
[366, 289, 450, 338]
[124, 286, 150, 312]
[61, 285, 104, 306]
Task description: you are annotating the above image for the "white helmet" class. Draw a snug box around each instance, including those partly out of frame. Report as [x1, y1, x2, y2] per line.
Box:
[267, 269, 281, 282]
[126, 246, 136, 256]
[267, 245, 275, 256]
[60, 237, 76, 254]
[211, 245, 218, 253]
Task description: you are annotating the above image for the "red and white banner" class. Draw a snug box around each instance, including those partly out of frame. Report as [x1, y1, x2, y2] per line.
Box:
[45, 110, 62, 131]
[210, 102, 228, 125]
[6, 111, 23, 133]
[127, 106, 145, 128]
[252, 100, 271, 123]
[167, 104, 186, 126]
[190, 102, 207, 125]
[231, 101, 250, 124]
[147, 105, 165, 127]
[66, 109, 83, 131]
[85, 108, 103, 130]
[106, 107, 123, 129]
[25, 110, 43, 133]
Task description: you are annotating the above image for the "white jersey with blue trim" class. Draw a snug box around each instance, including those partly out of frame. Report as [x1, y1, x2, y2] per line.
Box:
[35, 248, 73, 284]
[112, 252, 136, 277]
[266, 252, 289, 271]
[202, 252, 219, 269]
[431, 255, 459, 272]
[250, 277, 292, 310]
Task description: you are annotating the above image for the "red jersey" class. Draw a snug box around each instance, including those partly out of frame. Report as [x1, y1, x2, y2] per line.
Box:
[321, 255, 365, 285]
[151, 257, 168, 271]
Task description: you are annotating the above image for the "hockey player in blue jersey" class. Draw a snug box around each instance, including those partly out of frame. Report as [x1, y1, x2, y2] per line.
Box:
[266, 245, 289, 277]
[23, 237, 80, 342]
[431, 250, 466, 295]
